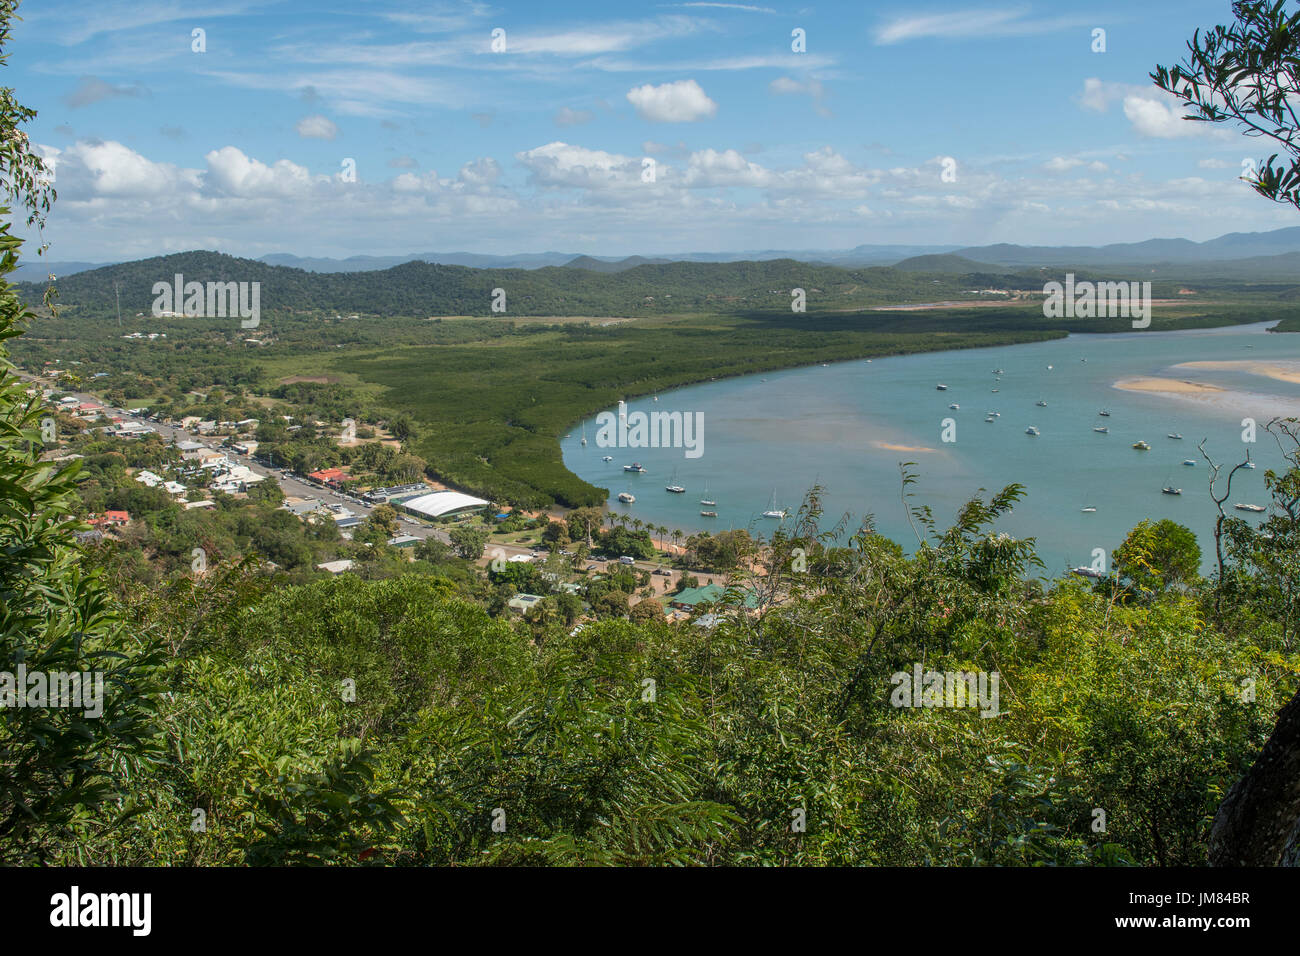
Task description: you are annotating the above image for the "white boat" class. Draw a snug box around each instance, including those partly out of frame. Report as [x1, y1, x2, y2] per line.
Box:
[1093, 426, 1108, 433]
[948, 403, 960, 410]
[618, 492, 635, 503]
[1098, 410, 1111, 417]
[700, 510, 717, 517]
[1081, 506, 1097, 513]
[1182, 459, 1197, 466]
[1162, 486, 1182, 496]
[936, 384, 949, 391]
[1025, 426, 1039, 436]
[623, 462, 646, 472]
[580, 423, 587, 446]
[985, 416, 995, 423]
[1168, 433, 1183, 440]
[761, 490, 786, 519]
[1234, 503, 1266, 513]
[665, 467, 685, 493]
[1035, 400, 1048, 407]
[700, 483, 715, 507]
[602, 455, 613, 462]
[1071, 566, 1104, 579]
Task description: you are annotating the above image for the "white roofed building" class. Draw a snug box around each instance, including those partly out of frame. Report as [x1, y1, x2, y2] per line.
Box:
[398, 491, 490, 519]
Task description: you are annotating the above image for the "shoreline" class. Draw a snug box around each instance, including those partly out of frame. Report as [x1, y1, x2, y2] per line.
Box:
[1174, 359, 1300, 386]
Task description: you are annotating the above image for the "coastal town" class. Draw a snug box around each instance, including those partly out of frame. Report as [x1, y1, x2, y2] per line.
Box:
[17, 364, 756, 628]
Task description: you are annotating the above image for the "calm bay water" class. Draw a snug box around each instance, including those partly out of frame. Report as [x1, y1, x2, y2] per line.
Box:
[561, 322, 1300, 575]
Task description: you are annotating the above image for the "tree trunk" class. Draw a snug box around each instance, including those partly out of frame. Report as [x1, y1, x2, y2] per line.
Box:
[1209, 687, 1300, 866]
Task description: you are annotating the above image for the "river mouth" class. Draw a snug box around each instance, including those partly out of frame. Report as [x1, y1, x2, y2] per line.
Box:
[562, 322, 1300, 576]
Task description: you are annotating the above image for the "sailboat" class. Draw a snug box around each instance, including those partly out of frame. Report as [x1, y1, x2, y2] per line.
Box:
[699, 482, 716, 507]
[580, 422, 587, 446]
[761, 490, 786, 519]
[665, 467, 685, 494]
[1161, 469, 1181, 495]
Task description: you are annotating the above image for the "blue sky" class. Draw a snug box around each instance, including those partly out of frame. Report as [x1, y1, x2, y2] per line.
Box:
[13, 0, 1298, 260]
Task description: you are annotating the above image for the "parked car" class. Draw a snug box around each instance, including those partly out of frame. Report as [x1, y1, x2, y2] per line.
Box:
[619, 555, 635, 565]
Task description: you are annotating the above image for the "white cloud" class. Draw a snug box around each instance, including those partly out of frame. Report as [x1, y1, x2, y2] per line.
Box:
[515, 142, 641, 189]
[61, 140, 197, 197]
[204, 146, 317, 197]
[1078, 78, 1221, 141]
[1122, 96, 1200, 139]
[671, 3, 775, 11]
[874, 7, 1089, 44]
[295, 115, 339, 140]
[684, 148, 771, 187]
[626, 79, 717, 122]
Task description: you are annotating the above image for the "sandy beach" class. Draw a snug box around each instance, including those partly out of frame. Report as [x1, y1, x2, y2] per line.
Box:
[874, 441, 938, 452]
[1114, 376, 1225, 396]
[1174, 360, 1300, 385]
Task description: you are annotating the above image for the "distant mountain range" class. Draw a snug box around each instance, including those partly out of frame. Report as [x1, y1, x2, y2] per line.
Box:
[14, 226, 1300, 284]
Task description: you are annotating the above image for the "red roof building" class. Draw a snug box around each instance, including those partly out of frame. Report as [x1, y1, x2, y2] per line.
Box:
[307, 467, 349, 486]
[88, 510, 130, 528]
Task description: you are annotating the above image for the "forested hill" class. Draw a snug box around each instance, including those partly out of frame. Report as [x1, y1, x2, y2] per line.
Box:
[23, 249, 1029, 318]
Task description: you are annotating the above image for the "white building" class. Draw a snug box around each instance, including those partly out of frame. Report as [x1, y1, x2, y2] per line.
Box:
[399, 491, 490, 520]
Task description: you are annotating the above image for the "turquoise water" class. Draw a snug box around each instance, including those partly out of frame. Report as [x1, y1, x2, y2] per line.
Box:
[561, 322, 1300, 575]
